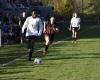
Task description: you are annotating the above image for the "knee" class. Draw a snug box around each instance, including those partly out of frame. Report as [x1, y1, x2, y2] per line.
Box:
[46, 41, 50, 45]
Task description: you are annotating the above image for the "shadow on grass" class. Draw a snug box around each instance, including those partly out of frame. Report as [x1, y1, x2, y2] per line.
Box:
[45, 52, 100, 60]
[79, 25, 100, 39]
[0, 52, 27, 64]
[35, 79, 48, 80]
[0, 68, 31, 74]
[0, 49, 43, 64]
[0, 77, 40, 80]
[0, 77, 48, 80]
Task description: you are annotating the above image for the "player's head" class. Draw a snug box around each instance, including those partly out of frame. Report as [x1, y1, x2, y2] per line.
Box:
[32, 10, 37, 18]
[72, 12, 77, 18]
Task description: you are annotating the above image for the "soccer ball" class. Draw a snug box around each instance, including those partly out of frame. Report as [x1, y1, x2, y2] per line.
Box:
[34, 57, 42, 64]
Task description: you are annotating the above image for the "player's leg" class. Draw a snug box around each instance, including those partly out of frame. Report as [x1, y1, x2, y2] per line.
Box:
[74, 31, 77, 43]
[72, 28, 74, 39]
[74, 27, 79, 43]
[44, 34, 50, 55]
[72, 28, 75, 43]
[27, 36, 34, 61]
[49, 34, 55, 44]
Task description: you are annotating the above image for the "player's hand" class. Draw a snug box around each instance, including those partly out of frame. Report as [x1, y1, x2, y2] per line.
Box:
[55, 28, 59, 32]
[43, 29, 46, 33]
[68, 28, 71, 31]
[78, 28, 80, 31]
[21, 33, 25, 44]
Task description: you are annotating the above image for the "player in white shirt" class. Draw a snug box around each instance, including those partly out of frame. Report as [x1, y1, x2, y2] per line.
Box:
[22, 10, 43, 61]
[69, 12, 81, 43]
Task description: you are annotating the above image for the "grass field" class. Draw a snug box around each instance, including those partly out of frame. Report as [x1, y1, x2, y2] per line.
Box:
[0, 25, 100, 80]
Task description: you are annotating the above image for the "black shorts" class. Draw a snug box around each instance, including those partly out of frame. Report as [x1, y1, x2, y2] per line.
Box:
[26, 36, 37, 40]
[72, 27, 79, 31]
[26, 36, 37, 49]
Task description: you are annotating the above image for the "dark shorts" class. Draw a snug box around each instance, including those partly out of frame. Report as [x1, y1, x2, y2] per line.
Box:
[72, 27, 79, 31]
[26, 36, 37, 40]
[26, 36, 37, 50]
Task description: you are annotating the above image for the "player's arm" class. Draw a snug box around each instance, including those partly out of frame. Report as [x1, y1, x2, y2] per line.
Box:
[69, 18, 73, 31]
[78, 18, 81, 30]
[43, 21, 46, 33]
[38, 19, 43, 36]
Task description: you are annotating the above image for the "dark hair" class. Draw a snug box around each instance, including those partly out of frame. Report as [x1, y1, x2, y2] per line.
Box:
[44, 15, 50, 22]
[32, 8, 38, 13]
[72, 12, 78, 18]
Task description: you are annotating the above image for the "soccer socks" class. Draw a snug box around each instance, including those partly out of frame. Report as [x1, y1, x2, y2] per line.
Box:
[44, 44, 49, 55]
[45, 45, 49, 52]
[29, 52, 32, 61]
[72, 37, 77, 43]
[28, 49, 33, 61]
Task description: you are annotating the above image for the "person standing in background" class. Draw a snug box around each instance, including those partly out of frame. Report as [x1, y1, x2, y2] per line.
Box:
[19, 11, 27, 44]
[69, 12, 81, 43]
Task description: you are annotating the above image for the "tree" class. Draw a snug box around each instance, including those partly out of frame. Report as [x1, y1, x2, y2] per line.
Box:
[83, 0, 100, 15]
[52, 0, 73, 16]
[39, 0, 73, 16]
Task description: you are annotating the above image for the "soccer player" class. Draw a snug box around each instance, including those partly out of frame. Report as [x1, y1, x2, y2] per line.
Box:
[22, 10, 43, 61]
[43, 16, 58, 55]
[69, 12, 81, 43]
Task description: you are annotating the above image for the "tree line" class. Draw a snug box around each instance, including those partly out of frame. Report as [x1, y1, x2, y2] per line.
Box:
[32, 0, 100, 16]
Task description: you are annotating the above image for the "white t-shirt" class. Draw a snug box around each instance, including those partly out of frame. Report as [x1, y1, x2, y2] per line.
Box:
[71, 17, 81, 27]
[22, 16, 43, 37]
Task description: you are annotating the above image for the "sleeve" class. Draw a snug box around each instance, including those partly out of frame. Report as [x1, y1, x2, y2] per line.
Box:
[70, 18, 73, 28]
[21, 18, 29, 34]
[43, 21, 46, 32]
[70, 18, 73, 25]
[78, 18, 81, 23]
[78, 18, 81, 29]
[38, 19, 43, 36]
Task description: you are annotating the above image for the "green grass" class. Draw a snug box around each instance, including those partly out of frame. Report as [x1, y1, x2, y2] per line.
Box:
[0, 25, 100, 80]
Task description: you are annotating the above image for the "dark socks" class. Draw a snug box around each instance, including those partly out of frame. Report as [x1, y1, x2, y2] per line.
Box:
[29, 52, 32, 61]
[45, 45, 49, 52]
[28, 49, 33, 61]
[74, 38, 76, 41]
